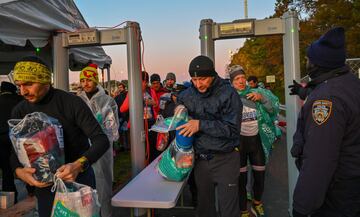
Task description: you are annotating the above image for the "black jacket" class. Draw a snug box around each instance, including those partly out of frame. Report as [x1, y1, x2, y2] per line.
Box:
[10, 87, 109, 172]
[0, 92, 23, 134]
[159, 98, 176, 118]
[292, 70, 360, 215]
[177, 76, 242, 154]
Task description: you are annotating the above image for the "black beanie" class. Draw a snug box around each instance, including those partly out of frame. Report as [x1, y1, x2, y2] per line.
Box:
[1, 81, 17, 93]
[307, 27, 346, 69]
[150, 73, 161, 83]
[188, 55, 217, 77]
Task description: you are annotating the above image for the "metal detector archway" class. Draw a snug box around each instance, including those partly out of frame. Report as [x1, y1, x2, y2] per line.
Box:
[199, 11, 301, 215]
[53, 21, 146, 216]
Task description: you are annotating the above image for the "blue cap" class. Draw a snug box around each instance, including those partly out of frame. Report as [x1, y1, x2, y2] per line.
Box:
[175, 121, 194, 149]
[307, 27, 346, 69]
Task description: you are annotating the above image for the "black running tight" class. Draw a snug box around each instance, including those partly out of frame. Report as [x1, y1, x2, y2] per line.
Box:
[238, 134, 266, 211]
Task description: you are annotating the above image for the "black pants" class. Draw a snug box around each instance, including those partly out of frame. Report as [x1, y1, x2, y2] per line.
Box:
[0, 134, 18, 200]
[35, 167, 96, 217]
[188, 169, 197, 204]
[148, 120, 161, 162]
[119, 130, 130, 150]
[195, 150, 240, 217]
[239, 134, 265, 211]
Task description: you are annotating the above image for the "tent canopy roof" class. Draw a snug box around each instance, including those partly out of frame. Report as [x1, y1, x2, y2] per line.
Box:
[0, 0, 112, 75]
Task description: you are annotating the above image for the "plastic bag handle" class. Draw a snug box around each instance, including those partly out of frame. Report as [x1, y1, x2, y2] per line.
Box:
[168, 105, 186, 129]
[51, 176, 67, 193]
[51, 176, 101, 207]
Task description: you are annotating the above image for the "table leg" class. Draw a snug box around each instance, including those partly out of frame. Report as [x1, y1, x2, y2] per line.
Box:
[181, 192, 184, 207]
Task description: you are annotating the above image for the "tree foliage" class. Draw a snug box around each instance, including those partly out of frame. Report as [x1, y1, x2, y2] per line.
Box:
[230, 0, 360, 104]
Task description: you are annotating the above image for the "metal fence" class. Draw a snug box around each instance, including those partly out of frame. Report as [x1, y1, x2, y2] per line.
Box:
[346, 58, 360, 78]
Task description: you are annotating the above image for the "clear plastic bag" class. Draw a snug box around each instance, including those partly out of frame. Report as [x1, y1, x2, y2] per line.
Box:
[150, 105, 188, 133]
[169, 139, 194, 169]
[51, 178, 100, 217]
[78, 85, 119, 142]
[157, 144, 192, 182]
[157, 130, 194, 182]
[154, 105, 194, 181]
[8, 112, 64, 183]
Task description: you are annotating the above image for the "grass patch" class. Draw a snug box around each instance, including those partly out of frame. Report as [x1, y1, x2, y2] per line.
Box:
[113, 150, 132, 189]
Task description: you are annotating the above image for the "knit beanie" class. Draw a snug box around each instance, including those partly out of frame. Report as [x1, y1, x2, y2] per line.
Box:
[80, 63, 99, 83]
[228, 65, 245, 83]
[307, 27, 346, 69]
[150, 73, 161, 83]
[166, 72, 176, 81]
[188, 55, 217, 77]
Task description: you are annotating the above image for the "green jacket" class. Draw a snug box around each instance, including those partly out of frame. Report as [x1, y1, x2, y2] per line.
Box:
[237, 86, 280, 161]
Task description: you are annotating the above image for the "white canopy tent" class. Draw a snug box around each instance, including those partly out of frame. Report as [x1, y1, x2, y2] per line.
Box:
[0, 0, 112, 76]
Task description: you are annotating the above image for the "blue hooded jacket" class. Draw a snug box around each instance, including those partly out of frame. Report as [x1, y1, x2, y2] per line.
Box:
[177, 76, 242, 154]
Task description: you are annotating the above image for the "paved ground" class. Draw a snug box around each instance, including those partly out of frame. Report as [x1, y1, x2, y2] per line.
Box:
[262, 132, 289, 217]
[1, 130, 289, 217]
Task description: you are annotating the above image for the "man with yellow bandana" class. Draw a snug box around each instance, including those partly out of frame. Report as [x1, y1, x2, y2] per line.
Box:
[10, 56, 109, 217]
[78, 63, 119, 217]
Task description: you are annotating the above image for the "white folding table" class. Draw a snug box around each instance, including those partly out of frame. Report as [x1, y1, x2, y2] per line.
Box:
[111, 156, 189, 217]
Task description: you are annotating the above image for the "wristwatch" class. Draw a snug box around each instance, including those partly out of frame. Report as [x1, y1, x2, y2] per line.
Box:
[77, 156, 90, 172]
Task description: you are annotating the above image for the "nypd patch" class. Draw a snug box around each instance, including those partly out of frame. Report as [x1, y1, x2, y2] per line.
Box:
[312, 100, 332, 125]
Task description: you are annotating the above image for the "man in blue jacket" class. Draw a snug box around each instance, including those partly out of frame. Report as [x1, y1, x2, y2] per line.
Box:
[177, 55, 242, 217]
[291, 27, 360, 217]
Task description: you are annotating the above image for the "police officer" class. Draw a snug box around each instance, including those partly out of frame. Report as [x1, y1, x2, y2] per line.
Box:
[290, 27, 360, 217]
[177, 55, 242, 217]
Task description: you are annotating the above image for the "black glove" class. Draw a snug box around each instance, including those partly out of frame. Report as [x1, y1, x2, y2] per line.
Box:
[288, 80, 308, 100]
[293, 209, 308, 217]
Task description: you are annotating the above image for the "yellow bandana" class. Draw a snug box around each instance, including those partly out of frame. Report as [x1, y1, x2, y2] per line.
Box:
[13, 61, 51, 84]
[80, 64, 99, 83]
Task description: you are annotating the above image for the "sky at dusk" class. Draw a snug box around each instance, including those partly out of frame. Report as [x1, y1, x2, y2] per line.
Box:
[71, 0, 277, 84]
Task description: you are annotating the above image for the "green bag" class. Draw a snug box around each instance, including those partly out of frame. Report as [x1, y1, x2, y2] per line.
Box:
[238, 86, 280, 162]
[52, 201, 80, 217]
